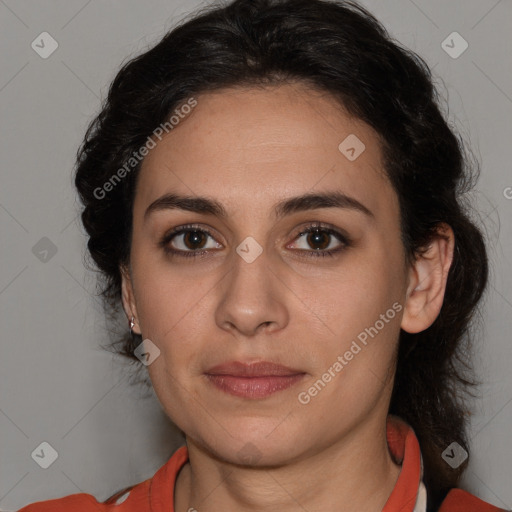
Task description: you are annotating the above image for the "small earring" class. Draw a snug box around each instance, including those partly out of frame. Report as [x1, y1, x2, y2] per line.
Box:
[129, 316, 135, 331]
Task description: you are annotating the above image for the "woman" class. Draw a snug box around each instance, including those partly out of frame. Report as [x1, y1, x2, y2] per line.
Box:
[18, 0, 507, 510]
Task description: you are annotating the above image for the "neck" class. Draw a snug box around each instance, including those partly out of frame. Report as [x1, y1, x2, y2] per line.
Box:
[174, 413, 402, 512]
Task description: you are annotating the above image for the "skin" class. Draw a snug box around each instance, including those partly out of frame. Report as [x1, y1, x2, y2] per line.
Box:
[120, 82, 454, 512]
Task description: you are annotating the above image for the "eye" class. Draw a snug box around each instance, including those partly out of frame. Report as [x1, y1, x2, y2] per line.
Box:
[159, 224, 222, 258]
[288, 223, 351, 258]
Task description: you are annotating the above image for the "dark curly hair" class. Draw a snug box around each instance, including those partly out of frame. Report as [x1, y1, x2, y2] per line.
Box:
[74, 0, 489, 508]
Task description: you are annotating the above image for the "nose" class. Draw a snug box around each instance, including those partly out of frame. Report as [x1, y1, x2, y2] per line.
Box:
[214, 247, 289, 338]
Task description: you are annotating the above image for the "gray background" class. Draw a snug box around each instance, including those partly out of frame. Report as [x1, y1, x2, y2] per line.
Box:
[1, 0, 511, 510]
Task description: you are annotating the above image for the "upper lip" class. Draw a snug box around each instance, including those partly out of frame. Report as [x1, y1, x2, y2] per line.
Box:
[205, 361, 304, 377]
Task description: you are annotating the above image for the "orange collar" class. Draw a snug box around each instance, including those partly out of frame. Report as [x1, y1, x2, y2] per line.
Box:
[382, 415, 424, 511]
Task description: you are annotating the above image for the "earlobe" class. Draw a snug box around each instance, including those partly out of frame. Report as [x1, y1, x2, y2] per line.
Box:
[401, 223, 455, 334]
[120, 264, 141, 335]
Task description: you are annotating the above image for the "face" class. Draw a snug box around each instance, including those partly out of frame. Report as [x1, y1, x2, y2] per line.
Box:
[121, 83, 412, 465]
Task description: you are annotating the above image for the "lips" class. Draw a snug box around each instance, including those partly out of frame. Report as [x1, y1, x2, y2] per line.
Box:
[204, 361, 306, 399]
[205, 360, 303, 377]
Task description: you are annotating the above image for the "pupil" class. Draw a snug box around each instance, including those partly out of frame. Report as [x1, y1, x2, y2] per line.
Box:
[308, 230, 329, 250]
[185, 230, 205, 249]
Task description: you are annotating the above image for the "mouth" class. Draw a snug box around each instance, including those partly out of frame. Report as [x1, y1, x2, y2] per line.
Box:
[204, 360, 306, 399]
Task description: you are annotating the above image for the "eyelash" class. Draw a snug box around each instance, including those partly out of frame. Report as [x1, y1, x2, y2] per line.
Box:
[158, 222, 351, 260]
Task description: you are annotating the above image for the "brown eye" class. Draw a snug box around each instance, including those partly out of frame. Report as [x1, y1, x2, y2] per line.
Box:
[289, 224, 351, 259]
[159, 224, 222, 258]
[305, 229, 331, 250]
[181, 230, 208, 250]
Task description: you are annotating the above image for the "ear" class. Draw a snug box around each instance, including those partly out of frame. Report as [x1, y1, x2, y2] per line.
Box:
[401, 223, 455, 334]
[120, 263, 141, 335]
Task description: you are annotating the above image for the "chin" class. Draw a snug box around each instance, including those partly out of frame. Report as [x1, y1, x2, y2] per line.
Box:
[194, 418, 308, 466]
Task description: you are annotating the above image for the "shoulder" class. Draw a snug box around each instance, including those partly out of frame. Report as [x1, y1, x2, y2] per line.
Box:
[439, 488, 510, 512]
[16, 479, 151, 512]
[15, 446, 189, 512]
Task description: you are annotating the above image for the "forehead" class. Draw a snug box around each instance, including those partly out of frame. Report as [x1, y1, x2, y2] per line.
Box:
[135, 83, 395, 221]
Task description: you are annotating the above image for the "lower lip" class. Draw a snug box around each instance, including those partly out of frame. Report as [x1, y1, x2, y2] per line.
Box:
[205, 374, 305, 399]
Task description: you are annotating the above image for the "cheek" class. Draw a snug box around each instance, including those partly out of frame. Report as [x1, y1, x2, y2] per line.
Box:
[138, 282, 210, 361]
[307, 245, 403, 379]
[130, 243, 207, 337]
[299, 277, 401, 417]
[312, 249, 396, 331]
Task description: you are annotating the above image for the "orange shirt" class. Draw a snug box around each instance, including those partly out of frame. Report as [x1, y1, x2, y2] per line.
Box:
[17, 416, 507, 512]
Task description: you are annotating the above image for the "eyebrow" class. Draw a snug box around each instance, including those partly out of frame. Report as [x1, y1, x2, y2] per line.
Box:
[144, 190, 374, 222]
